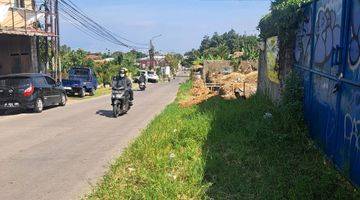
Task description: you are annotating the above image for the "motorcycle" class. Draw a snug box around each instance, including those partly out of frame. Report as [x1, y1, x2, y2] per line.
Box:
[139, 81, 146, 91]
[111, 86, 131, 118]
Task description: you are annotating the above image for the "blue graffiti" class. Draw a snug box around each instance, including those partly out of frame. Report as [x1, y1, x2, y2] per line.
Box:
[348, 0, 360, 70]
[344, 113, 360, 151]
[295, 7, 313, 67]
[314, 7, 341, 67]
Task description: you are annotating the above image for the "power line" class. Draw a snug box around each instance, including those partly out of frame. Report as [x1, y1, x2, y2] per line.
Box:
[65, 0, 148, 47]
[58, 0, 148, 50]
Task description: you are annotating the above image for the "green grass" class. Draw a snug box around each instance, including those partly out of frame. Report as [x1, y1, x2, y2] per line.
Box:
[87, 81, 360, 200]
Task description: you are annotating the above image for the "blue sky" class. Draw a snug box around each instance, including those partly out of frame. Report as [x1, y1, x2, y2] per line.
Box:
[60, 0, 271, 54]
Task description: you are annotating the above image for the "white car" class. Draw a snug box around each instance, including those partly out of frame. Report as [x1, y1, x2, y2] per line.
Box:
[147, 71, 159, 83]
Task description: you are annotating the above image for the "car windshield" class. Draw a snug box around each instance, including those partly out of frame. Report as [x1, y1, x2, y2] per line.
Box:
[0, 77, 31, 89]
[69, 69, 90, 78]
[148, 71, 155, 75]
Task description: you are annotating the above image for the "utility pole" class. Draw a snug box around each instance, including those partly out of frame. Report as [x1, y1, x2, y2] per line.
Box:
[149, 34, 161, 70]
[55, 0, 62, 81]
[55, 0, 61, 81]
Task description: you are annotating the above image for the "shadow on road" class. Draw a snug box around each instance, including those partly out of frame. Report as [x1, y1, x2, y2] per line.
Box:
[0, 106, 57, 116]
[96, 110, 114, 118]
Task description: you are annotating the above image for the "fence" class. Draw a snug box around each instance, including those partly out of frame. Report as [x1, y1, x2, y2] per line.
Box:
[295, 0, 360, 187]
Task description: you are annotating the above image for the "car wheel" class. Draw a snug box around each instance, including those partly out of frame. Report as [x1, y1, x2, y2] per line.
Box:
[79, 88, 86, 98]
[89, 88, 95, 96]
[33, 98, 44, 113]
[59, 93, 67, 106]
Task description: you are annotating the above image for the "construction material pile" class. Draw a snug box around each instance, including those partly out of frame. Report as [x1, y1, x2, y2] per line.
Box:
[210, 71, 258, 99]
[180, 71, 258, 108]
[179, 79, 216, 108]
[239, 60, 258, 74]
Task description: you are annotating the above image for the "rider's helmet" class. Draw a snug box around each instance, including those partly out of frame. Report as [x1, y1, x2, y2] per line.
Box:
[119, 68, 128, 78]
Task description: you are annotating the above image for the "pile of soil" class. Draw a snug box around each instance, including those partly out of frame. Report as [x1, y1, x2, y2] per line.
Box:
[238, 60, 258, 74]
[179, 79, 216, 108]
[210, 72, 258, 99]
[180, 65, 258, 107]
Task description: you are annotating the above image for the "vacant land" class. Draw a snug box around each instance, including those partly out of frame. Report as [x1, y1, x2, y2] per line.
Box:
[88, 81, 360, 199]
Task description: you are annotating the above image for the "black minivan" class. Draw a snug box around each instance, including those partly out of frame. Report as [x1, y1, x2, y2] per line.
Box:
[0, 73, 67, 114]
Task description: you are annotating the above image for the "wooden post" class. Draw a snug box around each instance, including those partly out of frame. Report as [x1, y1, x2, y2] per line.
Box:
[24, 9, 27, 33]
[45, 37, 49, 74]
[243, 82, 246, 97]
[11, 1, 15, 30]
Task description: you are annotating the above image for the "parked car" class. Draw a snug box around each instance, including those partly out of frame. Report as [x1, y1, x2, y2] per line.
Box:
[147, 71, 159, 83]
[62, 67, 98, 97]
[0, 73, 67, 114]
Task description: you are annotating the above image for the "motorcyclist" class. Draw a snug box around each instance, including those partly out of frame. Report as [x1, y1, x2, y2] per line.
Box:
[113, 68, 134, 104]
[138, 71, 147, 83]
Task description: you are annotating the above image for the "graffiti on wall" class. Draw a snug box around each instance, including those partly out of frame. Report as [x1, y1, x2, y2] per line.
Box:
[313, 0, 342, 69]
[266, 36, 280, 84]
[295, 0, 360, 186]
[344, 92, 360, 152]
[344, 113, 360, 151]
[295, 6, 313, 67]
[348, 0, 360, 71]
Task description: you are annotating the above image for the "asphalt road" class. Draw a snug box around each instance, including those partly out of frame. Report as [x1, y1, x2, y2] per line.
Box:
[0, 77, 186, 200]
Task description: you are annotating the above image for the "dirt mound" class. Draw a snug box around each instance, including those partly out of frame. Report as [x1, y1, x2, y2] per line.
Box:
[210, 72, 258, 99]
[179, 79, 216, 108]
[238, 60, 258, 74]
[180, 71, 258, 107]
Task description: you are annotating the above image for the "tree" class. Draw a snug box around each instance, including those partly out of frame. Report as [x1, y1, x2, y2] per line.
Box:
[197, 30, 259, 62]
[60, 47, 94, 75]
[165, 53, 183, 75]
[130, 50, 147, 59]
[182, 49, 199, 67]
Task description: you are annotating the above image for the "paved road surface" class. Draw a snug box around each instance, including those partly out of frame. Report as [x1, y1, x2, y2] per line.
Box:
[0, 77, 186, 200]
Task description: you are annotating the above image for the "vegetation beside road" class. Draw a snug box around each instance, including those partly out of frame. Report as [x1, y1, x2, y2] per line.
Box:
[60, 46, 144, 85]
[87, 81, 360, 199]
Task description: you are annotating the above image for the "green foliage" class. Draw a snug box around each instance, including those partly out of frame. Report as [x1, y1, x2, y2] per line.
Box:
[60, 45, 95, 73]
[120, 51, 139, 75]
[183, 30, 260, 68]
[182, 49, 200, 67]
[165, 53, 183, 75]
[60, 45, 142, 85]
[258, 0, 312, 42]
[95, 62, 119, 85]
[88, 82, 360, 200]
[280, 70, 306, 135]
[95, 51, 139, 85]
[130, 50, 147, 59]
[199, 30, 259, 60]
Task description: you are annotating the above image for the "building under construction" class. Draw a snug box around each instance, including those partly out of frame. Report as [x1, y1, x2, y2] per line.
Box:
[0, 0, 60, 79]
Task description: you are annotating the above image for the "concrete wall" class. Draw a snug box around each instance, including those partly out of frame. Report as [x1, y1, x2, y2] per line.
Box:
[257, 38, 294, 102]
[0, 34, 37, 75]
[257, 49, 282, 101]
